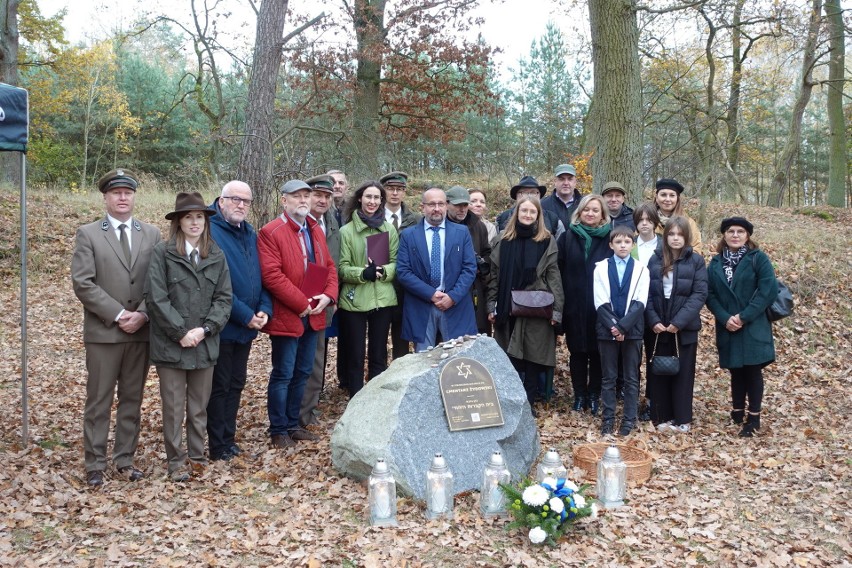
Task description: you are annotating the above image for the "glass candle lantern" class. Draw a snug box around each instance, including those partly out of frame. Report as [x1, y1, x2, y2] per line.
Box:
[597, 445, 627, 508]
[425, 453, 454, 520]
[480, 451, 511, 517]
[536, 447, 567, 482]
[368, 458, 398, 526]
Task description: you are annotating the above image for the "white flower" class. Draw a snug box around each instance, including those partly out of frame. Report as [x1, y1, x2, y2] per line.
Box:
[522, 485, 550, 507]
[562, 480, 579, 492]
[529, 526, 547, 544]
[548, 497, 564, 514]
[573, 494, 586, 508]
[590, 502, 600, 519]
[542, 477, 557, 489]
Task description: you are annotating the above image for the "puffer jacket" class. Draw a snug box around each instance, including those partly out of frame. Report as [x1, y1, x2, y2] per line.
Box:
[706, 248, 777, 369]
[258, 213, 338, 336]
[145, 238, 233, 369]
[337, 213, 398, 312]
[208, 200, 273, 344]
[645, 247, 708, 345]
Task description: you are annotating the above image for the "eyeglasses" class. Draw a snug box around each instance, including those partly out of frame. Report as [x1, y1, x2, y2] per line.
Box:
[222, 196, 253, 206]
[422, 201, 447, 208]
[386, 187, 406, 193]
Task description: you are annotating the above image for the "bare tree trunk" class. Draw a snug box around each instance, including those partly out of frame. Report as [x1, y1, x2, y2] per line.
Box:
[0, 0, 21, 185]
[770, 0, 821, 207]
[350, 0, 387, 179]
[824, 0, 847, 207]
[726, 0, 745, 202]
[237, 0, 289, 226]
[586, 0, 642, 200]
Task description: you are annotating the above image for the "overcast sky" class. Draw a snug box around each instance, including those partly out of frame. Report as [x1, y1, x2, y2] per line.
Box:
[37, 0, 588, 81]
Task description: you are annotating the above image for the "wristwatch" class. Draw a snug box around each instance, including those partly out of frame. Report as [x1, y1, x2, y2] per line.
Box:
[203, 325, 212, 338]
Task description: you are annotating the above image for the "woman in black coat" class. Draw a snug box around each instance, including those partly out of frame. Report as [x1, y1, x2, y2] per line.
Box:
[558, 194, 612, 414]
[645, 216, 707, 433]
[705, 217, 778, 437]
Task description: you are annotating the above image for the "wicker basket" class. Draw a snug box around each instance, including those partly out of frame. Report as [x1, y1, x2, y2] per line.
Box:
[572, 440, 653, 485]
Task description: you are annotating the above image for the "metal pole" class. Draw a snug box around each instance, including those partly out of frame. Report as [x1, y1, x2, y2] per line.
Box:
[20, 152, 28, 447]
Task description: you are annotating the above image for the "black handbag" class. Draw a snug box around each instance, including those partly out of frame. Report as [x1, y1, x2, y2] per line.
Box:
[751, 255, 794, 322]
[510, 290, 554, 319]
[650, 333, 680, 376]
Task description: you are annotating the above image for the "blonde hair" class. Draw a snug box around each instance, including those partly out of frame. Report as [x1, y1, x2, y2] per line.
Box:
[570, 194, 610, 227]
[502, 197, 550, 242]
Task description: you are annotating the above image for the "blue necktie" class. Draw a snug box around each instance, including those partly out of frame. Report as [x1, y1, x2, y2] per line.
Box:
[301, 226, 315, 263]
[429, 226, 441, 288]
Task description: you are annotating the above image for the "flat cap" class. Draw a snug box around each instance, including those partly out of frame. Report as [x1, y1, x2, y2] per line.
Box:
[380, 171, 408, 186]
[601, 181, 626, 196]
[446, 185, 471, 205]
[280, 179, 312, 194]
[554, 164, 576, 177]
[306, 174, 334, 193]
[97, 168, 138, 193]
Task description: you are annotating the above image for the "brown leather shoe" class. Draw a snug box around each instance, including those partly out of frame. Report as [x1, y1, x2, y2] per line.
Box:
[289, 428, 319, 442]
[117, 465, 144, 481]
[86, 470, 104, 487]
[271, 433, 296, 448]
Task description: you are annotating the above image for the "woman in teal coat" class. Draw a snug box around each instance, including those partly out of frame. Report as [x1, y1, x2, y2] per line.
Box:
[337, 181, 399, 397]
[706, 217, 778, 438]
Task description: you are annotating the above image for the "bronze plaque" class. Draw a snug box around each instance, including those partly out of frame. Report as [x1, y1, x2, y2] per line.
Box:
[439, 357, 504, 431]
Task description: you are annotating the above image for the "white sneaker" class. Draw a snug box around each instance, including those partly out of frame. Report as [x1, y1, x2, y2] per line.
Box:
[671, 423, 691, 433]
[657, 420, 674, 432]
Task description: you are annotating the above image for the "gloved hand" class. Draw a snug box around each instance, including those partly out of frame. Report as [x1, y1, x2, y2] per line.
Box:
[362, 262, 377, 282]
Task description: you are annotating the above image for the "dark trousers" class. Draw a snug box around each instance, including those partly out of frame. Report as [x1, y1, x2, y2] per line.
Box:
[509, 356, 547, 407]
[390, 301, 410, 359]
[338, 307, 393, 396]
[207, 341, 252, 458]
[647, 333, 697, 426]
[599, 339, 642, 423]
[730, 365, 764, 414]
[568, 349, 602, 398]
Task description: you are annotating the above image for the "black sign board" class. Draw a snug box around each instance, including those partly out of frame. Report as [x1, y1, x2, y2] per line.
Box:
[0, 83, 28, 152]
[439, 357, 504, 431]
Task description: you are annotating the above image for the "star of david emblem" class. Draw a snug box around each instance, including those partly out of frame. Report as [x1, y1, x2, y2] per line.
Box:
[456, 362, 472, 379]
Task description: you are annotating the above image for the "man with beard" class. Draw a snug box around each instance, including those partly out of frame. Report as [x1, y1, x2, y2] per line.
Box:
[445, 185, 492, 335]
[396, 187, 478, 351]
[258, 180, 338, 449]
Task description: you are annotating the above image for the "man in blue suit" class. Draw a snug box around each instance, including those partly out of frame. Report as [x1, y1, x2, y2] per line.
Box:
[397, 187, 478, 351]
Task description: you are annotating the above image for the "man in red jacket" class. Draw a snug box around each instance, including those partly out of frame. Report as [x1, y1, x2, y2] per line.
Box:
[258, 180, 338, 448]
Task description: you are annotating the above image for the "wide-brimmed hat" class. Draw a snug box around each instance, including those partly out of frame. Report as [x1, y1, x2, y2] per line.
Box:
[165, 191, 215, 220]
[720, 216, 754, 236]
[306, 174, 334, 193]
[446, 185, 470, 205]
[510, 176, 546, 200]
[601, 181, 626, 196]
[655, 178, 685, 194]
[97, 168, 138, 193]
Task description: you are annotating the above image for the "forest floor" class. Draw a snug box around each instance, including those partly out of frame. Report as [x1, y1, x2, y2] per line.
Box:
[0, 187, 850, 567]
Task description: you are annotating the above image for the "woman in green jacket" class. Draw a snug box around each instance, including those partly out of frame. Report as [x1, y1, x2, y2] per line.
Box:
[146, 192, 232, 481]
[337, 181, 399, 397]
[706, 217, 777, 438]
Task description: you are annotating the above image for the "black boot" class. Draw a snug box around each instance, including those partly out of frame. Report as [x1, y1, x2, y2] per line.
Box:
[730, 408, 745, 425]
[572, 396, 586, 412]
[589, 393, 601, 416]
[739, 412, 760, 437]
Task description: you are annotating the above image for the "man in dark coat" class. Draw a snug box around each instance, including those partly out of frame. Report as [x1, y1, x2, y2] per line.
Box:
[71, 168, 160, 486]
[207, 180, 272, 461]
[445, 185, 492, 335]
[541, 163, 582, 231]
[496, 176, 565, 238]
[380, 171, 423, 358]
[601, 181, 636, 232]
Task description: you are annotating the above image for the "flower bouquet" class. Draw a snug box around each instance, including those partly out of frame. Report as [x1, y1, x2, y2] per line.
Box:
[500, 477, 597, 546]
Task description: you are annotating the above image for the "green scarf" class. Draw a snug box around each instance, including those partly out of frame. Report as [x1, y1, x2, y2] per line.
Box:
[570, 222, 611, 260]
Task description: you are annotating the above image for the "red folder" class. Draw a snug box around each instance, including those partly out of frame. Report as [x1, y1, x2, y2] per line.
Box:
[366, 231, 390, 266]
[300, 262, 329, 308]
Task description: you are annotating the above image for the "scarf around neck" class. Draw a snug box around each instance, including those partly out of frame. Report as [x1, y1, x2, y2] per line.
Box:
[570, 222, 611, 260]
[495, 222, 549, 324]
[357, 209, 386, 230]
[722, 245, 749, 285]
